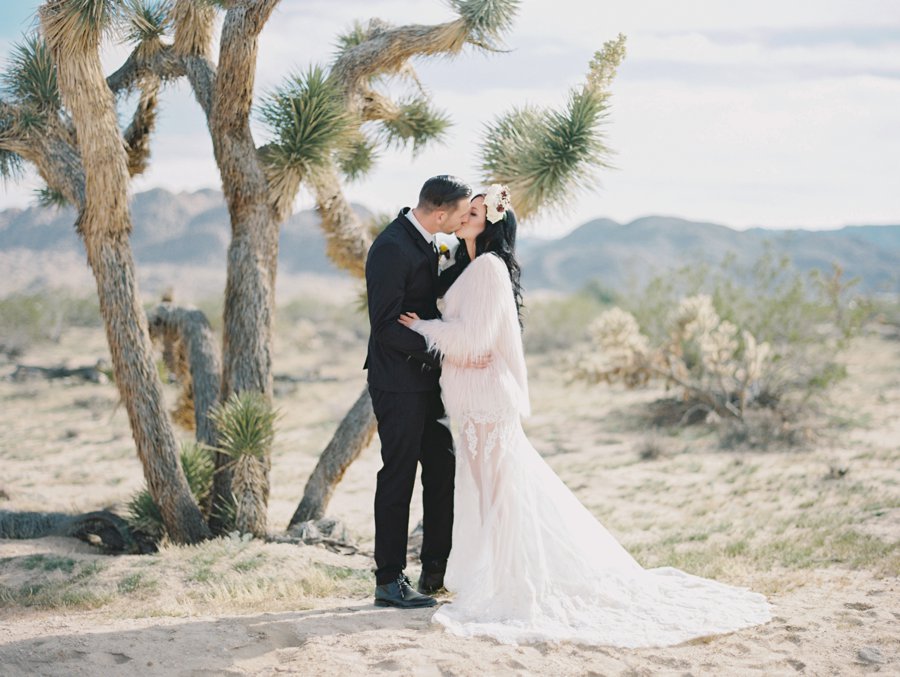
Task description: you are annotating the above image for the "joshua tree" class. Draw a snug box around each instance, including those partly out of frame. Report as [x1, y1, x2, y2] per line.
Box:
[0, 1, 208, 543]
[1, 0, 625, 540]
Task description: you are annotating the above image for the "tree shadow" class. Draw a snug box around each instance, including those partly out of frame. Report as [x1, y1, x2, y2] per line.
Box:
[0, 603, 439, 676]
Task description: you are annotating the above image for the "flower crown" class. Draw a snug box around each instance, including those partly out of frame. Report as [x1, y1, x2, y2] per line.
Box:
[484, 184, 511, 224]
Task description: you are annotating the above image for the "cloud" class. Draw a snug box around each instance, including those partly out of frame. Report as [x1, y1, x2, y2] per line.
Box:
[1, 0, 898, 234]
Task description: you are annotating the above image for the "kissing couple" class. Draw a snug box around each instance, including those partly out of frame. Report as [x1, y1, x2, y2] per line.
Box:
[363, 175, 771, 647]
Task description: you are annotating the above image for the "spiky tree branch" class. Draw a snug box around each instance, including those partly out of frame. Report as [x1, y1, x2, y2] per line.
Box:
[332, 0, 519, 96]
[123, 79, 160, 176]
[212, 0, 280, 140]
[171, 0, 216, 58]
[479, 33, 626, 220]
[308, 163, 373, 278]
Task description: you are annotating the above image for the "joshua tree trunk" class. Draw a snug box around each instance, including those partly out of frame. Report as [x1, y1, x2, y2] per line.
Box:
[146, 303, 231, 529]
[40, 0, 208, 544]
[147, 303, 222, 448]
[208, 3, 284, 535]
[289, 389, 377, 526]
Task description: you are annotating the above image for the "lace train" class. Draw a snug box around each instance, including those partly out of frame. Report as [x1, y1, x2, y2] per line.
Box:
[433, 417, 772, 648]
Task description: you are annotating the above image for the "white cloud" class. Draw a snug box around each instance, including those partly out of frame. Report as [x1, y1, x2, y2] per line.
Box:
[1, 0, 898, 234]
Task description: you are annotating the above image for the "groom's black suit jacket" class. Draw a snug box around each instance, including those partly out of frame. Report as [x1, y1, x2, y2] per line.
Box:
[365, 208, 442, 392]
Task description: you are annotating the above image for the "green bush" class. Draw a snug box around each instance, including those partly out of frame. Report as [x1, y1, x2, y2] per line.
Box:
[0, 290, 101, 356]
[523, 282, 617, 353]
[125, 441, 216, 543]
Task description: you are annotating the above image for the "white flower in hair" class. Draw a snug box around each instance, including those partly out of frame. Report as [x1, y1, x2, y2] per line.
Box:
[484, 184, 511, 224]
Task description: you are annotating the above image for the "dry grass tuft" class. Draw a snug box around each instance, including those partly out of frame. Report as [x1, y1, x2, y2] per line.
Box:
[0, 536, 372, 616]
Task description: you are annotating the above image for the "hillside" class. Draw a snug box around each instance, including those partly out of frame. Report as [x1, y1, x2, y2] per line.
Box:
[1, 189, 897, 296]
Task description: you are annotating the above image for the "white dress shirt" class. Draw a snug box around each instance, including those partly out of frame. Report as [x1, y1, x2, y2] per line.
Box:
[405, 209, 435, 246]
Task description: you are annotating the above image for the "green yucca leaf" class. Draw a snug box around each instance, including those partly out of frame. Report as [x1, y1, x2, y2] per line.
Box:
[480, 104, 542, 174]
[209, 391, 277, 461]
[0, 106, 24, 181]
[380, 98, 450, 155]
[334, 20, 370, 57]
[125, 441, 216, 541]
[126, 487, 165, 541]
[258, 65, 355, 177]
[478, 36, 625, 219]
[34, 185, 69, 208]
[336, 130, 378, 181]
[0, 148, 23, 182]
[123, 0, 171, 45]
[451, 0, 519, 48]
[180, 440, 215, 508]
[1, 35, 61, 113]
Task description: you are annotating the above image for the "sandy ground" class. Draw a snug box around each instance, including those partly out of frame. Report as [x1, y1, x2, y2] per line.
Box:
[1, 317, 898, 676]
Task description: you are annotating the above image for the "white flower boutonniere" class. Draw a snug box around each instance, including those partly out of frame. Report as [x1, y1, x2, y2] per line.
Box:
[435, 233, 459, 272]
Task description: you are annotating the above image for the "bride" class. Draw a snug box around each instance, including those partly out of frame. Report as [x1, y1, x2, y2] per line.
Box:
[398, 185, 772, 648]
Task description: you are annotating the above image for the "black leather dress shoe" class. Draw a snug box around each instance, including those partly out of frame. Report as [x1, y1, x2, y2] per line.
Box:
[374, 574, 438, 608]
[417, 570, 446, 595]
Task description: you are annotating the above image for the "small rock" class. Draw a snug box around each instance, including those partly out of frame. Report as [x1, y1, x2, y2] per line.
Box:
[857, 647, 884, 664]
[825, 465, 849, 480]
[787, 658, 806, 672]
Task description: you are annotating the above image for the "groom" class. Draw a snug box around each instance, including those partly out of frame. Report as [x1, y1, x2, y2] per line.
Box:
[365, 175, 472, 608]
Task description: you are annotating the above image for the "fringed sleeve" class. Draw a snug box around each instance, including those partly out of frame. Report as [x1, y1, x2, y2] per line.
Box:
[412, 253, 514, 363]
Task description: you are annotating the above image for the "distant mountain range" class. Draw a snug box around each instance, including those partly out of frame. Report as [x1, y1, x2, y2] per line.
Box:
[0, 188, 897, 295]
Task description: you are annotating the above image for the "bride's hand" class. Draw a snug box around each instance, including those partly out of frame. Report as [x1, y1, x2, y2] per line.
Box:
[398, 311, 420, 328]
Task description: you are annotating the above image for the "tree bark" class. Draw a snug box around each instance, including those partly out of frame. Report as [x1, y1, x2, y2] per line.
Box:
[146, 303, 222, 448]
[309, 165, 372, 279]
[0, 509, 149, 553]
[211, 2, 282, 400]
[41, 0, 209, 544]
[289, 388, 377, 527]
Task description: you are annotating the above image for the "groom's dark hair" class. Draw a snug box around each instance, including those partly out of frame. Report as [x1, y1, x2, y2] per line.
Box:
[417, 175, 471, 212]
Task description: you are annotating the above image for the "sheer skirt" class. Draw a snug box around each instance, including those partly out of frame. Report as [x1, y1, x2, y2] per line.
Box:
[433, 399, 772, 648]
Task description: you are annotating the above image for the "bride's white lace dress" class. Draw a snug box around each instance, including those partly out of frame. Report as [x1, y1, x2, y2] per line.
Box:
[411, 253, 772, 647]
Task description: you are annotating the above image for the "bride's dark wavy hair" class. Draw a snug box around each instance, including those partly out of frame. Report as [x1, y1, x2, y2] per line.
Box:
[453, 195, 524, 327]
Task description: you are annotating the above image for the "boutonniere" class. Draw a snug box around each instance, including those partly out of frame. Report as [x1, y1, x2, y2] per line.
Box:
[435, 235, 459, 272]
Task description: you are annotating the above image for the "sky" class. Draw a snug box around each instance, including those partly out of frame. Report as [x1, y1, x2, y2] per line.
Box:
[1, 1, 898, 237]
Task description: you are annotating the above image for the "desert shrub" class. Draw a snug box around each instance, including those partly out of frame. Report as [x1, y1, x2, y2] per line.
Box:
[209, 392, 278, 539]
[0, 290, 101, 357]
[523, 282, 617, 353]
[126, 441, 217, 543]
[571, 250, 868, 429]
[278, 294, 368, 348]
[126, 394, 277, 544]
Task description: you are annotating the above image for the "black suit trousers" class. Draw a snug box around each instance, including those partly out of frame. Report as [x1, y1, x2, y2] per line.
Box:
[370, 385, 455, 585]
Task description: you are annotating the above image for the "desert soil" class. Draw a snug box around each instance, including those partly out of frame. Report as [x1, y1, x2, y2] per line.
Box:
[1, 319, 898, 676]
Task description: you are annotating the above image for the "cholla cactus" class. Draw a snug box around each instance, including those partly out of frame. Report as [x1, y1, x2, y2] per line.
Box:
[666, 295, 771, 415]
[574, 308, 655, 387]
[573, 296, 772, 419]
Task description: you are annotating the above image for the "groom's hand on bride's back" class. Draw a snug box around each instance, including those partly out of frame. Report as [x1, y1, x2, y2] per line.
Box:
[398, 312, 491, 369]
